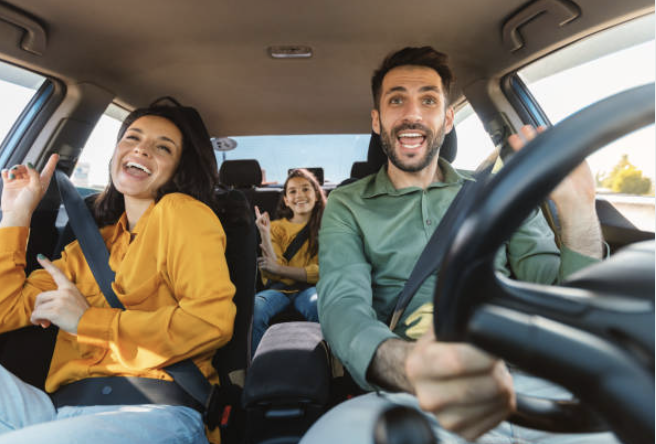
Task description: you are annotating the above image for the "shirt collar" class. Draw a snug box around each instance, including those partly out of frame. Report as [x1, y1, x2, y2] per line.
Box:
[362, 158, 474, 198]
[107, 201, 155, 242]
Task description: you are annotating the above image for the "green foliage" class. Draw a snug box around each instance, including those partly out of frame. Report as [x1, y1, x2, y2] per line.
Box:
[599, 154, 652, 195]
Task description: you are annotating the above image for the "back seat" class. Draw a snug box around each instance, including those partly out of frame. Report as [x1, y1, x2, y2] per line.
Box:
[219, 159, 282, 218]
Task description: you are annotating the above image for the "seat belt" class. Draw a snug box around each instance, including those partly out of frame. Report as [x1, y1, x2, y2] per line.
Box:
[283, 222, 310, 262]
[264, 222, 311, 291]
[388, 158, 496, 331]
[54, 170, 219, 428]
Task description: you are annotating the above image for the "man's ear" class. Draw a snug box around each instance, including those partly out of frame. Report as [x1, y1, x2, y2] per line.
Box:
[444, 106, 455, 134]
[371, 109, 381, 135]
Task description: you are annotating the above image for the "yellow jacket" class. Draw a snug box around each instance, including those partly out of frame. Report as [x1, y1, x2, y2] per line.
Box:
[261, 218, 319, 290]
[0, 192, 236, 395]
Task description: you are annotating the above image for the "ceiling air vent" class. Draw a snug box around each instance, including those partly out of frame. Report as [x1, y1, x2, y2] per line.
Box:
[268, 45, 313, 59]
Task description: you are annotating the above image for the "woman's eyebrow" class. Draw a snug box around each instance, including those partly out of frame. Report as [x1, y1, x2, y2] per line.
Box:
[158, 135, 180, 148]
[128, 127, 179, 148]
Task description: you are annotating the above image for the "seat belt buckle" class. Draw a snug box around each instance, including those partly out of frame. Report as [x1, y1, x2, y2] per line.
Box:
[203, 384, 221, 430]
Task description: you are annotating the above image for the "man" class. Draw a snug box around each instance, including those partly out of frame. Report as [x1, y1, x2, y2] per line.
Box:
[302, 47, 616, 443]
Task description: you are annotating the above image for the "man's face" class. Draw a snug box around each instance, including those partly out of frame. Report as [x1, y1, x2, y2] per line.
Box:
[372, 65, 454, 173]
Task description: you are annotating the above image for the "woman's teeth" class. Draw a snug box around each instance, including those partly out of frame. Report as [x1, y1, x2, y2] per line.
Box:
[125, 161, 152, 175]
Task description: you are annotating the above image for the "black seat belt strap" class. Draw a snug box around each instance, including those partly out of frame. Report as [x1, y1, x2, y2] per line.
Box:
[54, 170, 215, 416]
[388, 159, 496, 331]
[283, 223, 310, 262]
[55, 170, 124, 310]
[264, 223, 311, 291]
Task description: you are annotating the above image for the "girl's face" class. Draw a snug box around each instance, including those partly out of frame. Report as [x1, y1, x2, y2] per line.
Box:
[283, 177, 317, 216]
[111, 115, 183, 201]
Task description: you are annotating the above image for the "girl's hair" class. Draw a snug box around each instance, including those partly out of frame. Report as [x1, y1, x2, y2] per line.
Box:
[275, 168, 326, 258]
[93, 98, 223, 226]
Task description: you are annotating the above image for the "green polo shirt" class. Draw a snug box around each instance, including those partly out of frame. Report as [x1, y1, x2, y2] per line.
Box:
[317, 159, 600, 390]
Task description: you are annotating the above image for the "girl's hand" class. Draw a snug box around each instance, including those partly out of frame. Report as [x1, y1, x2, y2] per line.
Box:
[1, 154, 59, 228]
[30, 254, 90, 335]
[254, 205, 271, 235]
[257, 247, 280, 275]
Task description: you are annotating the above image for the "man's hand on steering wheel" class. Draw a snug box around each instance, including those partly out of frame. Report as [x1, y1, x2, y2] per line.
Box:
[508, 125, 603, 259]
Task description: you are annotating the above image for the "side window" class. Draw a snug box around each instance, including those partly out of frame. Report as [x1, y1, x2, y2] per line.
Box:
[72, 104, 128, 191]
[452, 103, 496, 171]
[517, 14, 654, 232]
[0, 60, 47, 148]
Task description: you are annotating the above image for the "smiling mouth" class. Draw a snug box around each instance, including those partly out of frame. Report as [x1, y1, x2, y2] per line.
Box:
[397, 132, 426, 149]
[124, 161, 152, 176]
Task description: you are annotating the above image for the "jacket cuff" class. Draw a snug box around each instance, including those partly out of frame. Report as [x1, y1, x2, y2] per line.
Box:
[0, 227, 29, 263]
[76, 307, 119, 349]
[305, 264, 319, 284]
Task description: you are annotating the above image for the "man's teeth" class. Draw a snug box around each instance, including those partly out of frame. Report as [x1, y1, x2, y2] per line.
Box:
[398, 132, 424, 149]
[126, 161, 152, 175]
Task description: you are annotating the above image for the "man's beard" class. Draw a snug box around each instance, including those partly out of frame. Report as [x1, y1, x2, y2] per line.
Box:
[379, 120, 446, 173]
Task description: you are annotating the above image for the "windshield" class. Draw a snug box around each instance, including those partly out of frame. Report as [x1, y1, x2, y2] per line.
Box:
[215, 134, 369, 185]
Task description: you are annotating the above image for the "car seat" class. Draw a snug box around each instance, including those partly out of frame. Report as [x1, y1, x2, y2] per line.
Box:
[0, 185, 257, 444]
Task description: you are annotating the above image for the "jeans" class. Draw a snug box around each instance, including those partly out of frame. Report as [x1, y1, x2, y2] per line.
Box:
[0, 365, 207, 444]
[251, 286, 319, 354]
[300, 371, 621, 444]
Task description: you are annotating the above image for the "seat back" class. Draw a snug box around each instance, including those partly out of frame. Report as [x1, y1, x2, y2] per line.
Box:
[0, 187, 257, 440]
[219, 159, 262, 188]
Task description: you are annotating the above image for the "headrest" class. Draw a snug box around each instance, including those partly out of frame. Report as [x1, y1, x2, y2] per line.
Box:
[219, 159, 262, 188]
[350, 161, 377, 179]
[288, 167, 324, 185]
[360, 128, 458, 179]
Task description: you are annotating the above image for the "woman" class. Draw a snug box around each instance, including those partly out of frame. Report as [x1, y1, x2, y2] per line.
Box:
[251, 168, 326, 354]
[0, 102, 235, 444]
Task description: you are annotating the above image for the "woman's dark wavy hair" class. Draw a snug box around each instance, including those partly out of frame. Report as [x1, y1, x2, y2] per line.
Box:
[93, 97, 225, 227]
[275, 168, 326, 259]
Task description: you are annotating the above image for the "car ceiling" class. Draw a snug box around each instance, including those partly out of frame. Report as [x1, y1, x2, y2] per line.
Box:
[0, 0, 653, 137]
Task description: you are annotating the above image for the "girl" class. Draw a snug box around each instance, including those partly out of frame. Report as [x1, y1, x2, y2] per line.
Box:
[0, 101, 235, 444]
[252, 168, 326, 354]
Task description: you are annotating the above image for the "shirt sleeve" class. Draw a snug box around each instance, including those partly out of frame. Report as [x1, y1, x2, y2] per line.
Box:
[76, 197, 236, 371]
[0, 226, 61, 333]
[500, 208, 601, 284]
[260, 221, 289, 285]
[304, 263, 319, 284]
[317, 192, 397, 391]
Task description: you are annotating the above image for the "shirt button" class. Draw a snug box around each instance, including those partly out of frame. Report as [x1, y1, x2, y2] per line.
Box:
[426, 219, 432, 225]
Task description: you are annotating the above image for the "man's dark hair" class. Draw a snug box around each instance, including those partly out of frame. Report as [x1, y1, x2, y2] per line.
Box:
[371, 46, 454, 110]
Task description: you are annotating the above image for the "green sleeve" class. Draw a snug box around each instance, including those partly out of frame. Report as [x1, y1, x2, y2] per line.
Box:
[500, 208, 601, 284]
[317, 191, 397, 391]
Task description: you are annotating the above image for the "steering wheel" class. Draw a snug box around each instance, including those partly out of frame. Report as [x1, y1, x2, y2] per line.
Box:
[433, 83, 655, 444]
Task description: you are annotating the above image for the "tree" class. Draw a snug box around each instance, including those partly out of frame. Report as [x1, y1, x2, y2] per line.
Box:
[600, 154, 652, 195]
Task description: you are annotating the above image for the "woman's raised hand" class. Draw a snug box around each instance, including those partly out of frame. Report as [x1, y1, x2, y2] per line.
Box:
[0, 154, 59, 228]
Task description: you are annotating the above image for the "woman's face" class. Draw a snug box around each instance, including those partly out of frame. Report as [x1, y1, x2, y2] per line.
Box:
[110, 115, 183, 201]
[283, 177, 317, 216]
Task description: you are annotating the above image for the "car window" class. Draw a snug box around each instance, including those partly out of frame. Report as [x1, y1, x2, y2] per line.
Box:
[452, 103, 496, 171]
[0, 60, 46, 149]
[71, 103, 128, 191]
[518, 14, 655, 232]
[218, 135, 369, 185]
[220, 107, 496, 186]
